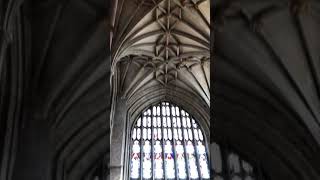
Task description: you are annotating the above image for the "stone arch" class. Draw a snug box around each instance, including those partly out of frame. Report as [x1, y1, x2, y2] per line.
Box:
[124, 100, 210, 179]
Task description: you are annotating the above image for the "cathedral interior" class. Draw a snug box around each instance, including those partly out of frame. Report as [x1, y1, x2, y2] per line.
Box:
[0, 0, 320, 180]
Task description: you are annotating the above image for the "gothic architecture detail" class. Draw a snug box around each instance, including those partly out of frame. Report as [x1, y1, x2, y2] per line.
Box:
[110, 1, 210, 179]
[0, 0, 319, 180]
[112, 0, 210, 106]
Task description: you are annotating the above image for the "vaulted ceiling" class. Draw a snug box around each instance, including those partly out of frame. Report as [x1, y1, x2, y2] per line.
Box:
[1, 0, 109, 180]
[111, 0, 210, 105]
[213, 0, 320, 179]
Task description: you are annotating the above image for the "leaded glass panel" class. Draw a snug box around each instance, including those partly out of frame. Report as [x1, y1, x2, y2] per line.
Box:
[211, 143, 263, 180]
[129, 102, 210, 180]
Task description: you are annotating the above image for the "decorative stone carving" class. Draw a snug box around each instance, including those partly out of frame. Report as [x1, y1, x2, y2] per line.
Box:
[113, 0, 210, 104]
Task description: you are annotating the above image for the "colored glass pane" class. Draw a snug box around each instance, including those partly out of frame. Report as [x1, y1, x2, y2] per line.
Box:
[130, 102, 210, 180]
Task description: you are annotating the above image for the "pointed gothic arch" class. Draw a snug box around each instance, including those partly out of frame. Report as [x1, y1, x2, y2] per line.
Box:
[128, 101, 210, 180]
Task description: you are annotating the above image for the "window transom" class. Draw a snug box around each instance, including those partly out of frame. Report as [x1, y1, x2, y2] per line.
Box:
[129, 102, 210, 180]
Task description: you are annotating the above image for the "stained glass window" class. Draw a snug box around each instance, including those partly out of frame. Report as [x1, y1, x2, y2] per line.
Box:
[210, 142, 266, 180]
[130, 102, 210, 180]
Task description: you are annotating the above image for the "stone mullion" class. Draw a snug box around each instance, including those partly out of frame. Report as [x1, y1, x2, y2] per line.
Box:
[179, 108, 190, 180]
[160, 103, 167, 180]
[169, 104, 178, 180]
[140, 117, 143, 180]
[151, 111, 154, 180]
[190, 116, 203, 180]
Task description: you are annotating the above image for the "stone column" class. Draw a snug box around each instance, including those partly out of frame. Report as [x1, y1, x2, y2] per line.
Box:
[110, 98, 128, 180]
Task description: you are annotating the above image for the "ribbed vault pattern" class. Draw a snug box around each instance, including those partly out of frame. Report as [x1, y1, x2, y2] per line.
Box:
[28, 1, 108, 179]
[213, 0, 320, 179]
[112, 0, 210, 105]
[1, 0, 109, 179]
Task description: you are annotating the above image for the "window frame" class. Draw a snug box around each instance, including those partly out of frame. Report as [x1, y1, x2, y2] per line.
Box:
[125, 101, 211, 180]
[211, 142, 268, 180]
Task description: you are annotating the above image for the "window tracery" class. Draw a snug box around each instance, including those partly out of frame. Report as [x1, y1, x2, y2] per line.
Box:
[211, 143, 267, 180]
[129, 102, 210, 179]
